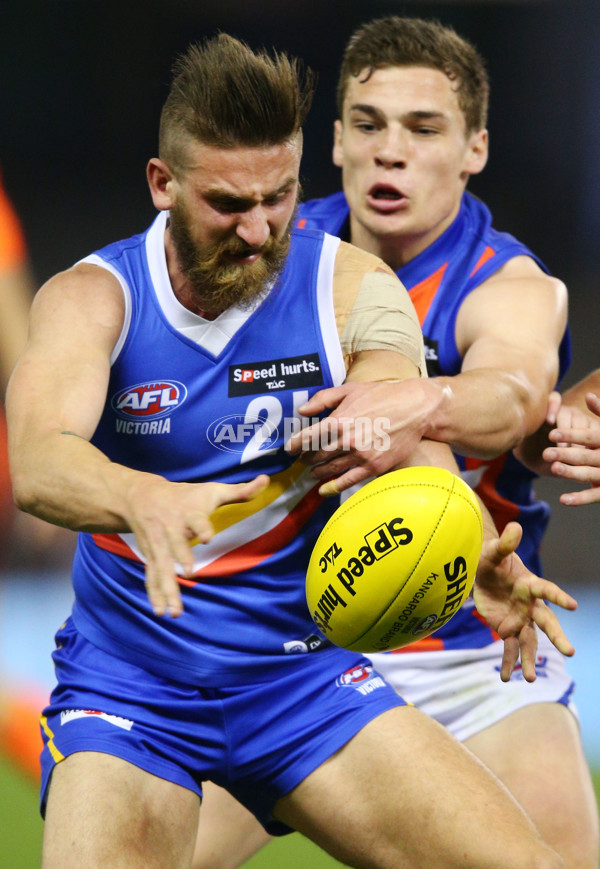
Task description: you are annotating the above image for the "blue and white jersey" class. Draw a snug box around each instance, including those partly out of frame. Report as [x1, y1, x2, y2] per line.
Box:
[71, 211, 350, 685]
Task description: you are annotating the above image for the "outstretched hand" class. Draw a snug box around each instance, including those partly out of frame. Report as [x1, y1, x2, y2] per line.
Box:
[543, 392, 600, 504]
[284, 379, 448, 496]
[125, 473, 270, 618]
[473, 521, 577, 682]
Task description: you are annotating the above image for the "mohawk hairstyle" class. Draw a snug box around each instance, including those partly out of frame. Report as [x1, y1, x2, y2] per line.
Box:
[160, 33, 315, 171]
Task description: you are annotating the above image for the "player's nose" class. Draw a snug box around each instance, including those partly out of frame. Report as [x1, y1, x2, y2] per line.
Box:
[374, 128, 408, 169]
[235, 208, 270, 248]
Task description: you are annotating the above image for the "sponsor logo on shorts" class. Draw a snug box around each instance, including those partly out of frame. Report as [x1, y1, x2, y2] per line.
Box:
[111, 380, 187, 431]
[336, 664, 385, 695]
[494, 655, 549, 680]
[282, 633, 330, 654]
[60, 709, 134, 730]
[228, 354, 323, 396]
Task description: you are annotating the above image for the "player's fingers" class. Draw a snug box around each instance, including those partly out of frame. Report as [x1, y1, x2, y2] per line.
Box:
[518, 622, 538, 682]
[164, 525, 195, 580]
[144, 560, 166, 616]
[133, 529, 165, 616]
[521, 577, 577, 611]
[296, 385, 351, 416]
[310, 455, 357, 480]
[530, 603, 575, 657]
[308, 446, 347, 466]
[500, 636, 520, 682]
[319, 465, 370, 497]
[546, 391, 562, 425]
[285, 418, 341, 457]
[481, 521, 522, 566]
[548, 428, 600, 447]
[164, 576, 184, 618]
[550, 461, 600, 485]
[496, 610, 531, 641]
[186, 509, 218, 547]
[585, 392, 600, 415]
[560, 486, 600, 506]
[497, 521, 523, 558]
[215, 474, 270, 508]
[136, 523, 186, 618]
[155, 536, 184, 618]
[144, 551, 182, 618]
[192, 477, 271, 544]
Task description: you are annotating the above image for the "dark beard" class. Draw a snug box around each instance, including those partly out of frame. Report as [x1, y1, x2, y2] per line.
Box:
[168, 201, 295, 313]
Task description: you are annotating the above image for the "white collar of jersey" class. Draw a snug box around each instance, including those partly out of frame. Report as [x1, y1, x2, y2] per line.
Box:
[145, 210, 267, 356]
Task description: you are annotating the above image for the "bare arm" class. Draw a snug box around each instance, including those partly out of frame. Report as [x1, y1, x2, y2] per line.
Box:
[289, 256, 567, 488]
[559, 369, 600, 412]
[7, 265, 133, 528]
[7, 264, 268, 615]
[431, 256, 567, 457]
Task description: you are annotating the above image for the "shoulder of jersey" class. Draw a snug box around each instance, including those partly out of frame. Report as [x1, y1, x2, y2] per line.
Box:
[298, 190, 347, 219]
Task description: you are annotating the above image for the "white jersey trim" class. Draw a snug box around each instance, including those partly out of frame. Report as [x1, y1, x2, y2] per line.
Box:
[315, 232, 345, 387]
[80, 216, 345, 369]
[145, 211, 265, 356]
[76, 254, 132, 365]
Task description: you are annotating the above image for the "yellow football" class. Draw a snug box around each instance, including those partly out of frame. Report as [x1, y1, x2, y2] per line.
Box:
[306, 466, 483, 652]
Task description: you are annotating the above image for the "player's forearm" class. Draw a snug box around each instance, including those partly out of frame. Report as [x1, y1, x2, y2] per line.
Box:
[422, 369, 542, 459]
[9, 428, 146, 533]
[560, 369, 600, 413]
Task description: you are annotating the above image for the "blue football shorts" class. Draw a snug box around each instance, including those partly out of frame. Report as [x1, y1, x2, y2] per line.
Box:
[40, 618, 407, 834]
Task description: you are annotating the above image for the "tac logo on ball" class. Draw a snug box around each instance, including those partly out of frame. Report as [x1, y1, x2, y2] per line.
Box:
[305, 466, 483, 653]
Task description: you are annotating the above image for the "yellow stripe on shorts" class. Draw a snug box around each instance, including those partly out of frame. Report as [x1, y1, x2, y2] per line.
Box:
[40, 714, 65, 763]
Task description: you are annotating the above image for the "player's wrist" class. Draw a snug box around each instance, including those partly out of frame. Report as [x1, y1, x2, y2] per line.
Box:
[420, 378, 454, 440]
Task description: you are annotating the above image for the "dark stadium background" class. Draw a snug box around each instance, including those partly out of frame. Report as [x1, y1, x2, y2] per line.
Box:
[1, 1, 598, 865]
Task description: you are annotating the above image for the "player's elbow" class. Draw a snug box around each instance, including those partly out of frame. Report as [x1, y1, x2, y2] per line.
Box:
[509, 400, 531, 449]
[9, 440, 49, 516]
[10, 466, 41, 515]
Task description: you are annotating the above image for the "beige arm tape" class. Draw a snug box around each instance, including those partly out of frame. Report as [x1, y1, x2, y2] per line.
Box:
[339, 270, 427, 376]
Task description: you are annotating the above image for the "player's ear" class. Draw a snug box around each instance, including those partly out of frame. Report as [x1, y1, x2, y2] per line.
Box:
[147, 158, 176, 210]
[332, 120, 344, 168]
[464, 129, 489, 176]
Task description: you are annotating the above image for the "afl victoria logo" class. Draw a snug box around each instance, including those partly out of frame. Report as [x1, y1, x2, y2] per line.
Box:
[111, 381, 187, 420]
